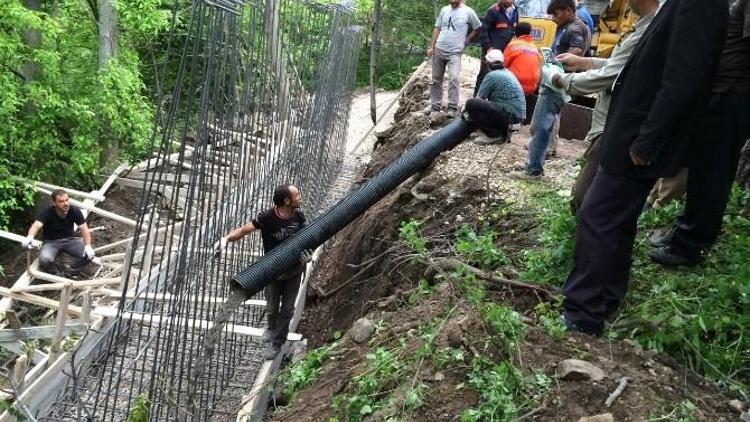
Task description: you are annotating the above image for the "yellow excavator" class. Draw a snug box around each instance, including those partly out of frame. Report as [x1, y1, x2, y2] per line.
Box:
[520, 0, 638, 57]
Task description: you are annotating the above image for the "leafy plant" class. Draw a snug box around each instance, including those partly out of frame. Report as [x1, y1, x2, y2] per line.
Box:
[282, 342, 336, 398]
[398, 219, 428, 255]
[127, 394, 150, 422]
[454, 225, 509, 270]
[481, 303, 526, 354]
[534, 299, 566, 341]
[460, 357, 525, 422]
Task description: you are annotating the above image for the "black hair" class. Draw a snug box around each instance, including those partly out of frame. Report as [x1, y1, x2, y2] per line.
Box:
[488, 61, 505, 70]
[51, 189, 68, 201]
[272, 184, 293, 206]
[515, 22, 532, 37]
[547, 0, 576, 14]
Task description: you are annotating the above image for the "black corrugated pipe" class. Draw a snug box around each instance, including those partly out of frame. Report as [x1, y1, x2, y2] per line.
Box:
[231, 117, 476, 297]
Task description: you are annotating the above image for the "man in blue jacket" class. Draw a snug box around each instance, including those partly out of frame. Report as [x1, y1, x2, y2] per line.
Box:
[473, 0, 519, 96]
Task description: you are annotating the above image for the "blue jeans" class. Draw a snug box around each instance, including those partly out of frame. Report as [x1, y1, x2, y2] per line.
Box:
[526, 89, 565, 175]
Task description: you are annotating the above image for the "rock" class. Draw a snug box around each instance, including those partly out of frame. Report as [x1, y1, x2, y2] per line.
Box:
[729, 400, 745, 413]
[350, 318, 375, 343]
[434, 371, 445, 381]
[578, 413, 614, 422]
[290, 339, 308, 364]
[741, 411, 750, 422]
[556, 359, 606, 382]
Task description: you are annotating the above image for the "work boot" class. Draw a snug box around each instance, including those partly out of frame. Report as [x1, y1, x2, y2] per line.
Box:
[446, 108, 457, 119]
[263, 343, 281, 360]
[561, 314, 602, 337]
[422, 105, 440, 115]
[649, 229, 674, 248]
[649, 247, 701, 267]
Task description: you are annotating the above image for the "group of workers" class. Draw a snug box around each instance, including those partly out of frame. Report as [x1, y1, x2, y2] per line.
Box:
[427, 0, 749, 335]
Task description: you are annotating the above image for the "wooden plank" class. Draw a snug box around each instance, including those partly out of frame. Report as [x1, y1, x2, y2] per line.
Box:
[4, 311, 21, 329]
[0, 324, 86, 342]
[93, 307, 301, 341]
[0, 316, 106, 421]
[11, 277, 122, 293]
[0, 287, 82, 316]
[0, 229, 42, 249]
[34, 188, 137, 226]
[0, 164, 124, 326]
[48, 284, 71, 362]
[0, 342, 48, 366]
[12, 177, 106, 202]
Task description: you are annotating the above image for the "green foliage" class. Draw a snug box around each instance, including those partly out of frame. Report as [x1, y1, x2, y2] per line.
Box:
[398, 219, 428, 255]
[404, 382, 427, 411]
[649, 400, 697, 422]
[515, 180, 750, 393]
[454, 225, 509, 270]
[453, 265, 487, 306]
[481, 303, 526, 353]
[356, 0, 498, 89]
[342, 347, 405, 421]
[433, 347, 466, 369]
[127, 394, 150, 422]
[407, 278, 434, 304]
[0, 0, 168, 227]
[518, 189, 576, 285]
[534, 299, 566, 341]
[282, 342, 336, 398]
[0, 399, 25, 421]
[460, 357, 525, 422]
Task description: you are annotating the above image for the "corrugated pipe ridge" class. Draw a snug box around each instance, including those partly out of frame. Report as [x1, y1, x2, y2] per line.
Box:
[231, 117, 476, 297]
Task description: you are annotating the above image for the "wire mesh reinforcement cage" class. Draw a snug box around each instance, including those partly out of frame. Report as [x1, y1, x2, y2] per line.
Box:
[39, 0, 360, 419]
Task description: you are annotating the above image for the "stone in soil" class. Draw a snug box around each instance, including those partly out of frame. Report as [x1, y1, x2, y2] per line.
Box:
[349, 317, 375, 343]
[556, 359, 607, 382]
[578, 413, 614, 422]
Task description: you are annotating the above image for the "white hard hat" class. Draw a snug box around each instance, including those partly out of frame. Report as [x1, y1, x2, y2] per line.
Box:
[485, 49, 504, 63]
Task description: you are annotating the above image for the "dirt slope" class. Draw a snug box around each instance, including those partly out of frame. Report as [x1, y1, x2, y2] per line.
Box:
[269, 58, 739, 421]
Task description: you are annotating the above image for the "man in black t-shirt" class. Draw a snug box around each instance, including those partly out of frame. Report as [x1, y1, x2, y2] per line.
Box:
[22, 189, 96, 277]
[216, 184, 311, 360]
[650, 0, 750, 267]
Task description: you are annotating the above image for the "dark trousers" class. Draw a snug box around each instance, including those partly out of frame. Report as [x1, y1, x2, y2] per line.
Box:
[265, 271, 302, 346]
[571, 133, 602, 212]
[670, 92, 750, 258]
[563, 167, 656, 333]
[465, 98, 514, 139]
[473, 59, 490, 97]
[39, 237, 89, 275]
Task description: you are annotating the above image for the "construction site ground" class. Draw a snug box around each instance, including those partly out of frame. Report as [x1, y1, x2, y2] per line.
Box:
[0, 56, 743, 421]
[268, 57, 741, 421]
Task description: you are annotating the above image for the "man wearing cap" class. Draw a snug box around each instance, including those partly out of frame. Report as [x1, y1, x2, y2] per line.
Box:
[426, 0, 483, 118]
[464, 49, 526, 143]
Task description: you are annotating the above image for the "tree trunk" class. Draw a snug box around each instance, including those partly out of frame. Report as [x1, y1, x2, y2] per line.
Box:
[98, 0, 120, 168]
[98, 0, 118, 69]
[737, 139, 750, 190]
[369, 0, 382, 124]
[21, 0, 42, 83]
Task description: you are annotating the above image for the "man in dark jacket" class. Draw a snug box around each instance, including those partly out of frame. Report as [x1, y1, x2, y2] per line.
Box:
[650, 0, 750, 267]
[473, 0, 519, 96]
[561, 0, 728, 336]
